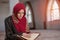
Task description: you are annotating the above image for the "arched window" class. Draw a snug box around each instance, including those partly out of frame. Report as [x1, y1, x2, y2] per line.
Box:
[47, 0, 60, 21]
[26, 3, 32, 24]
[25, 1, 35, 29]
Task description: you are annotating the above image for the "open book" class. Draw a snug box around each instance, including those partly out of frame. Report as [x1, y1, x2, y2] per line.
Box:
[21, 33, 40, 40]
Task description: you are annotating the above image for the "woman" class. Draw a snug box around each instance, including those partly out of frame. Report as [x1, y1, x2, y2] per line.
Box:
[4, 3, 30, 40]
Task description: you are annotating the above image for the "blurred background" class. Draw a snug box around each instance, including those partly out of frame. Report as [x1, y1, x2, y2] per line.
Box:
[0, 0, 60, 40]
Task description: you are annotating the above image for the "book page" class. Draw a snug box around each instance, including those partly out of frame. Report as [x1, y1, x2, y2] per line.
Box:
[21, 33, 39, 40]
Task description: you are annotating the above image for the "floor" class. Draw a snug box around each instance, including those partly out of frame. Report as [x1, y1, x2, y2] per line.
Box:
[0, 30, 60, 40]
[0, 32, 5, 40]
[31, 30, 60, 40]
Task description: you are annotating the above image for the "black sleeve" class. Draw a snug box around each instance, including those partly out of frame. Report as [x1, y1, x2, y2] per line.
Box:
[4, 18, 25, 40]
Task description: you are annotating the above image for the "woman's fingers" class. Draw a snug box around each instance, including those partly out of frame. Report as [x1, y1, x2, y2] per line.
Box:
[23, 33, 31, 38]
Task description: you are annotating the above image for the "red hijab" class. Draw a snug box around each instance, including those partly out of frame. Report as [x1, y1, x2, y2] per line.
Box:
[12, 3, 26, 33]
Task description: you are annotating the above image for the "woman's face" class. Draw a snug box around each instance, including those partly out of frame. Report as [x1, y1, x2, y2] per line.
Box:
[17, 9, 24, 19]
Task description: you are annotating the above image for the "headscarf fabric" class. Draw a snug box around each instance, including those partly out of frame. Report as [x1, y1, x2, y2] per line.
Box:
[12, 3, 26, 33]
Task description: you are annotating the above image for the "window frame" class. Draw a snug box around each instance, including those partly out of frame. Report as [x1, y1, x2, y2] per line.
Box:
[24, 1, 35, 29]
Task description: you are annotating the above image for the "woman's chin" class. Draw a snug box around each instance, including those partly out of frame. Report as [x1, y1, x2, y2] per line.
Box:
[19, 18, 22, 19]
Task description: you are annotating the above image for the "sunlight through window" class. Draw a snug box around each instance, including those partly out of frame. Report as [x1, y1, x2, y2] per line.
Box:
[26, 4, 32, 23]
[47, 0, 59, 21]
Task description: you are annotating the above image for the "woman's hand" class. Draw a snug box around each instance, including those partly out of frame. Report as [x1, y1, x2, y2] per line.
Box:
[22, 33, 31, 38]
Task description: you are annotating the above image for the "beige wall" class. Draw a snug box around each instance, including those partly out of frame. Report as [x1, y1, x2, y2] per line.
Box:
[20, 0, 60, 30]
[20, 0, 47, 29]
[0, 0, 19, 31]
[0, 0, 60, 31]
[0, 2, 9, 31]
